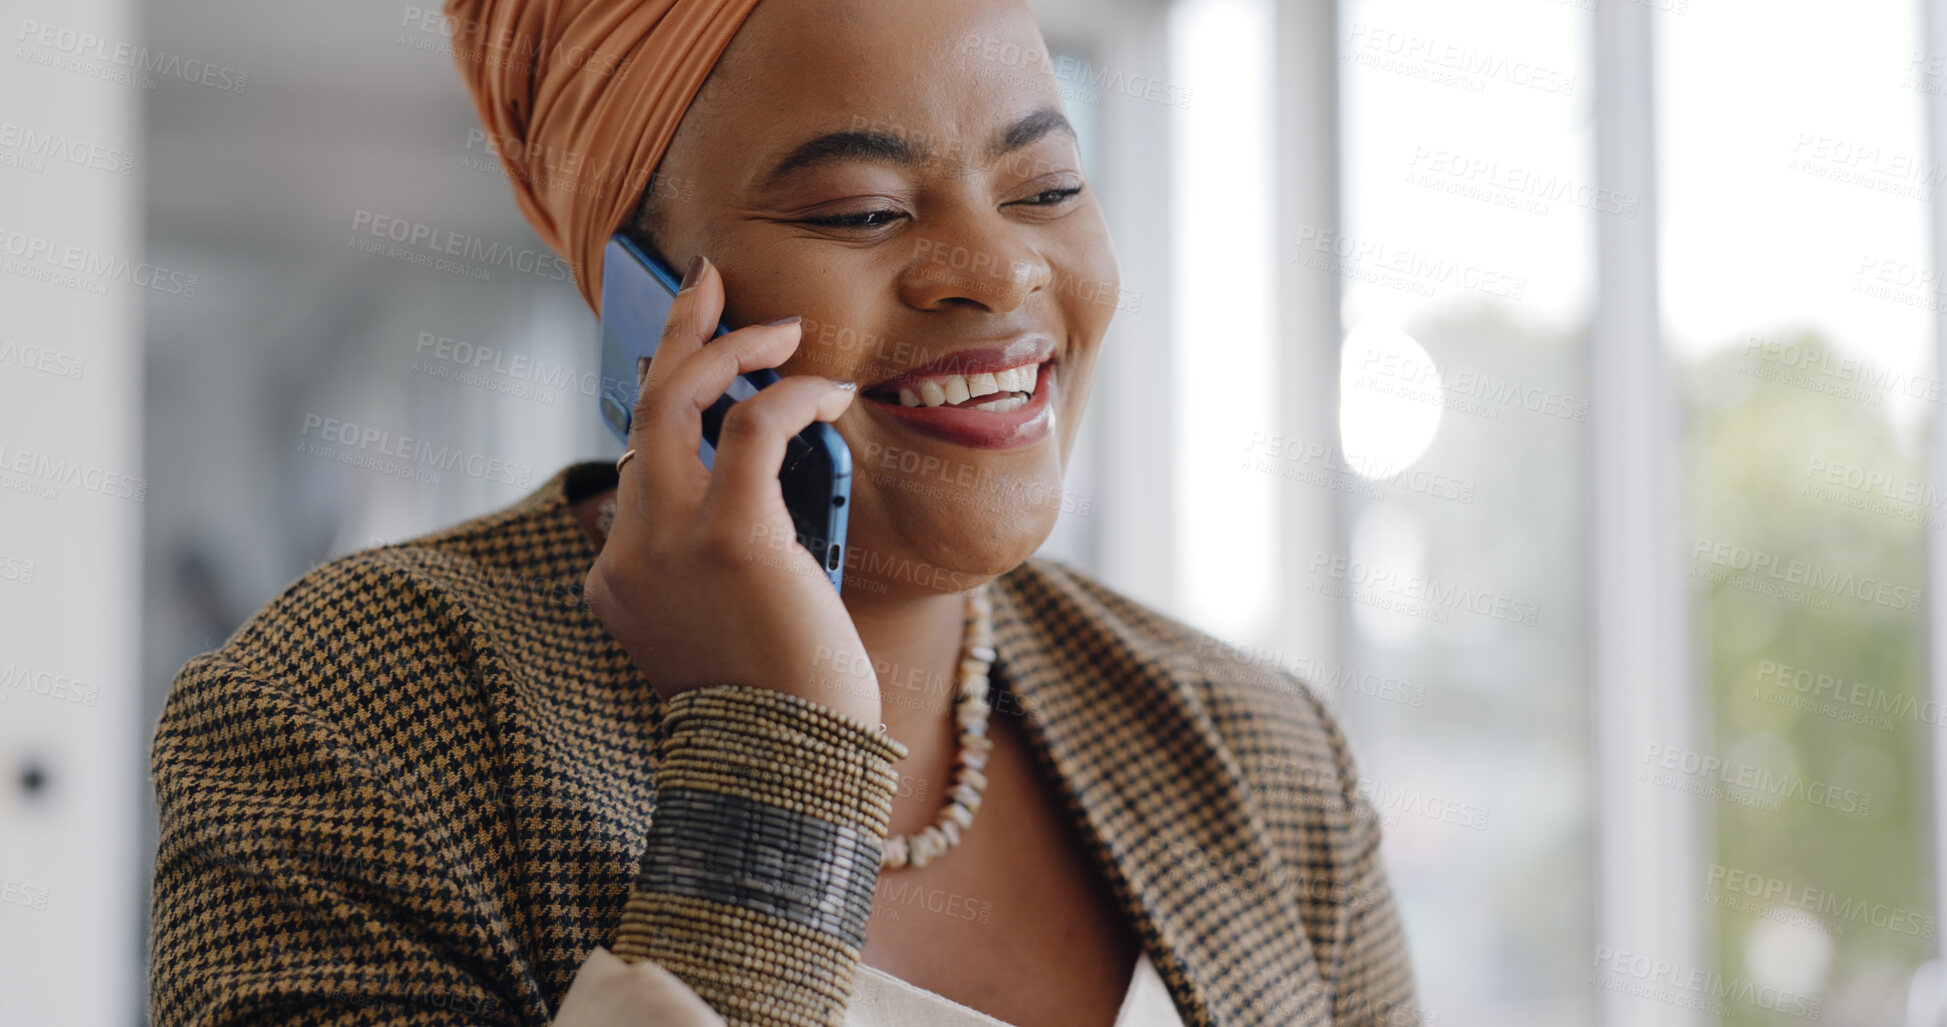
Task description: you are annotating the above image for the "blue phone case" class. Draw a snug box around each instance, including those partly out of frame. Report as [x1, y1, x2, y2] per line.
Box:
[598, 233, 851, 592]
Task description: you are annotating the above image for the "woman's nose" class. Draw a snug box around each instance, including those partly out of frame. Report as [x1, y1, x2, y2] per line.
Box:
[896, 224, 1051, 313]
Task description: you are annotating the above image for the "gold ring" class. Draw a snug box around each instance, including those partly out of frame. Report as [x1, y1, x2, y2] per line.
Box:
[615, 448, 638, 473]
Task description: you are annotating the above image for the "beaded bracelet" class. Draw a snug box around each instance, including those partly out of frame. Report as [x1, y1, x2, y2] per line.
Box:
[611, 683, 908, 1027]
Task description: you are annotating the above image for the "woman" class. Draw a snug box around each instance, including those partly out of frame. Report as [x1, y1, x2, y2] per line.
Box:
[147, 0, 1421, 1024]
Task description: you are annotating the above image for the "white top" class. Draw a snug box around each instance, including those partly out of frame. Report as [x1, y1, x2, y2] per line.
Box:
[843, 950, 1187, 1027]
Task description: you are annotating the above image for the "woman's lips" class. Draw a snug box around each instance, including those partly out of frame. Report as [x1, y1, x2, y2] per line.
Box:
[859, 360, 1056, 450]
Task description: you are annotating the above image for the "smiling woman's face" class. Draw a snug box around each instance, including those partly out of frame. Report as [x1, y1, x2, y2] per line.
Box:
[634, 0, 1119, 598]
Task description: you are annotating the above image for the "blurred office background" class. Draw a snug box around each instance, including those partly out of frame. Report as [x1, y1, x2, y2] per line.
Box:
[3, 0, 1944, 1023]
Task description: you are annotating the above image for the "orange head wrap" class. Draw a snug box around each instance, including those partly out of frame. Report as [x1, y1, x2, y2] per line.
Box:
[442, 0, 765, 313]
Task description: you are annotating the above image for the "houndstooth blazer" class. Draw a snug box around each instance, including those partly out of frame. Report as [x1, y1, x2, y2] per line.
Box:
[148, 461, 1422, 1026]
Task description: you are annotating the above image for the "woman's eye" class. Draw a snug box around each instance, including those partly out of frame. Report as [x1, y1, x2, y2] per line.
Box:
[797, 186, 1081, 229]
[1018, 186, 1084, 206]
[800, 209, 905, 229]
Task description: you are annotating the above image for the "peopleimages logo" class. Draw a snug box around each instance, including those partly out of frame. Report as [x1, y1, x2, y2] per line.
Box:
[14, 18, 249, 93]
[0, 227, 199, 297]
[957, 32, 1194, 109]
[0, 554, 34, 586]
[411, 332, 600, 404]
[0, 443, 147, 502]
[1705, 863, 1934, 940]
[0, 880, 49, 913]
[1590, 947, 1822, 1020]
[298, 414, 533, 487]
[1344, 23, 1578, 97]
[1361, 779, 1491, 830]
[1309, 551, 1541, 626]
[1191, 636, 1429, 708]
[1788, 132, 1947, 193]
[1754, 659, 1944, 731]
[0, 340, 86, 381]
[0, 663, 100, 707]
[1405, 145, 1639, 218]
[1739, 334, 1943, 408]
[1348, 343, 1586, 421]
[1690, 536, 1922, 612]
[0, 121, 136, 175]
[399, 5, 630, 79]
[348, 210, 575, 284]
[1293, 225, 1529, 301]
[1640, 742, 1872, 817]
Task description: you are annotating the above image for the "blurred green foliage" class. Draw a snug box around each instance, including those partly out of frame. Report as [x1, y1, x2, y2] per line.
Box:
[1686, 334, 1935, 1024]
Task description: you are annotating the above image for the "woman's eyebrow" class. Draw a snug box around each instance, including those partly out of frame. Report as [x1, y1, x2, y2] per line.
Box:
[990, 108, 1074, 162]
[760, 107, 1076, 188]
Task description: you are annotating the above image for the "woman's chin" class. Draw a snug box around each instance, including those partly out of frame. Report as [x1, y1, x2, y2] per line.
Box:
[841, 497, 1059, 599]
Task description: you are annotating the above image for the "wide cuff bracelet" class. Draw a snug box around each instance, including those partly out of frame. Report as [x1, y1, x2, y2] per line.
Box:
[610, 684, 910, 1027]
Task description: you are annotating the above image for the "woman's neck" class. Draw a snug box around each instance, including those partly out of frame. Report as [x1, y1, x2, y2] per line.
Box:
[845, 586, 966, 748]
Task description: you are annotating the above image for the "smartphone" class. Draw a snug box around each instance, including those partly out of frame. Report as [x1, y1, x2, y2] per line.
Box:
[598, 233, 851, 593]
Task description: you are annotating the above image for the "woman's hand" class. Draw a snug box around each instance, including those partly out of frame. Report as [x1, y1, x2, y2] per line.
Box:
[553, 946, 728, 1026]
[583, 255, 881, 727]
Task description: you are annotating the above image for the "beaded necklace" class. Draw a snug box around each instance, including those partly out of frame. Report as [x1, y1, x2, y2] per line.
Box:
[595, 493, 995, 871]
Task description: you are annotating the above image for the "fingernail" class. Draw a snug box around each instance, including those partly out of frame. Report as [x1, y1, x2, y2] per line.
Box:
[679, 255, 706, 292]
[828, 378, 857, 391]
[637, 356, 651, 383]
[763, 314, 803, 328]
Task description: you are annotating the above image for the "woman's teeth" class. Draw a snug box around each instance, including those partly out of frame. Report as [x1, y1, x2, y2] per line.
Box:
[894, 364, 1038, 411]
[969, 394, 1028, 412]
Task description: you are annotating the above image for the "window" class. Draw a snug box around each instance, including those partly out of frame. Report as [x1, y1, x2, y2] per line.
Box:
[1661, 2, 1936, 1021]
[1336, 1, 1595, 1021]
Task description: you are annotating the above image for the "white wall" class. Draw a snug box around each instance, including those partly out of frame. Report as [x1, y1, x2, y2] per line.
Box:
[0, 0, 145, 1023]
